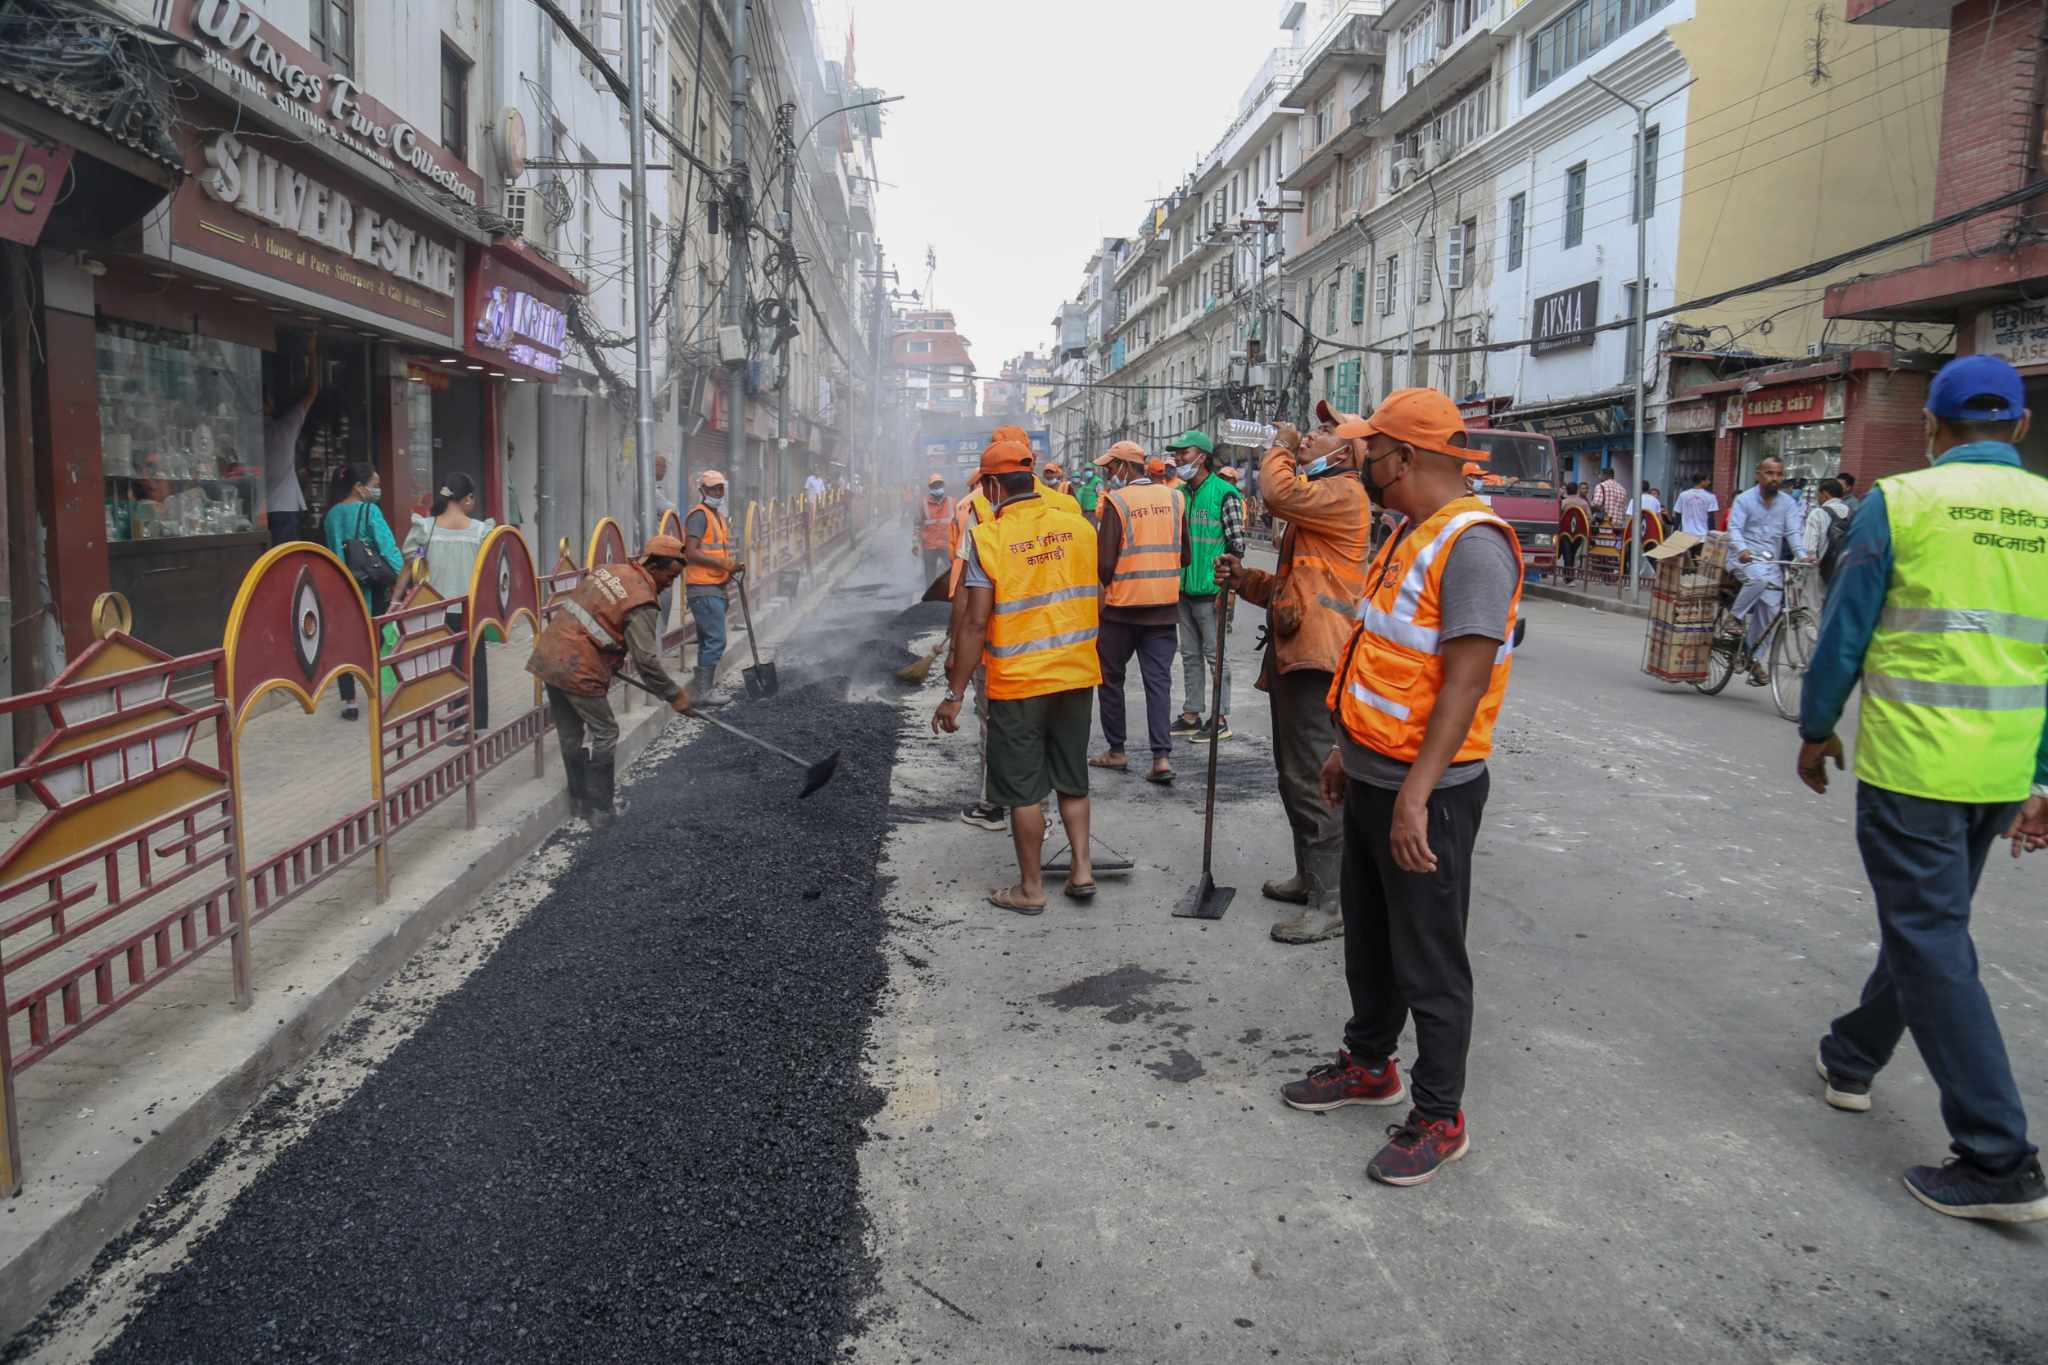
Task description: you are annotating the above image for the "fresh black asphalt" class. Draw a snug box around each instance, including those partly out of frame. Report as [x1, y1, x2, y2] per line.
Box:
[84, 675, 902, 1364]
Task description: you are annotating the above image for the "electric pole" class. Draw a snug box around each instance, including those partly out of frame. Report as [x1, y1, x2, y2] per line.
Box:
[624, 0, 656, 544]
[777, 102, 797, 474]
[724, 0, 752, 495]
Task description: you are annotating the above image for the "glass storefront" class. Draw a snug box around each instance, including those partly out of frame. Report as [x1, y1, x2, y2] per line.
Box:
[96, 320, 264, 542]
[1738, 420, 1842, 487]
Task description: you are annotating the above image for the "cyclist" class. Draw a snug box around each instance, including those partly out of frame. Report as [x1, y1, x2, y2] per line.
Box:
[1727, 455, 1803, 686]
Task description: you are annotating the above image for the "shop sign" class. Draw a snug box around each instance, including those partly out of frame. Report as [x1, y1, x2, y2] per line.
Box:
[1508, 404, 1626, 441]
[172, 129, 460, 338]
[467, 246, 572, 379]
[1531, 281, 1599, 354]
[0, 123, 73, 246]
[162, 0, 483, 209]
[1664, 400, 1719, 434]
[1975, 301, 2048, 367]
[1722, 380, 1838, 430]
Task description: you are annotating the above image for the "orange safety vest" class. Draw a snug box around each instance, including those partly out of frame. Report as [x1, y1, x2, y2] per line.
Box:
[526, 561, 662, 697]
[685, 502, 733, 586]
[1102, 482, 1184, 609]
[919, 494, 955, 550]
[969, 496, 1102, 701]
[1328, 496, 1523, 765]
[947, 489, 994, 595]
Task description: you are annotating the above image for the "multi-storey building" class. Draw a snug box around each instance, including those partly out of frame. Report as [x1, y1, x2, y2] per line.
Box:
[895, 309, 977, 420]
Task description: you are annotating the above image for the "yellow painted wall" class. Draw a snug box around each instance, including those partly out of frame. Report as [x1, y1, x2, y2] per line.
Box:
[1668, 2, 1948, 354]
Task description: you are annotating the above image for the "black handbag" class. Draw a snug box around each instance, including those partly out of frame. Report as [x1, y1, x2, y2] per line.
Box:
[341, 503, 398, 593]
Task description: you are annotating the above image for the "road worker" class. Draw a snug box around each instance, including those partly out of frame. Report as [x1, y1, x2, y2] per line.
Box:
[915, 472, 955, 588]
[684, 470, 743, 703]
[1278, 388, 1522, 1190]
[1042, 462, 1074, 496]
[1168, 429, 1245, 746]
[1216, 399, 1374, 945]
[526, 536, 694, 828]
[1094, 440, 1188, 784]
[1073, 458, 1106, 521]
[932, 439, 1103, 914]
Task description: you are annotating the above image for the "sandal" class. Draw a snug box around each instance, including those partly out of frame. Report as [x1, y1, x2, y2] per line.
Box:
[988, 886, 1047, 916]
[1089, 752, 1130, 771]
[1146, 767, 1175, 785]
[1063, 879, 1097, 902]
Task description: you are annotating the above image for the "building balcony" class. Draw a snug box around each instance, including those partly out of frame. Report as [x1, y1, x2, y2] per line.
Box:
[1376, 19, 1500, 132]
[1845, 0, 1961, 24]
[1280, 13, 1388, 110]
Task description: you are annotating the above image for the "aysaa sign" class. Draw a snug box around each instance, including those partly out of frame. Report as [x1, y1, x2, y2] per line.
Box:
[163, 0, 483, 209]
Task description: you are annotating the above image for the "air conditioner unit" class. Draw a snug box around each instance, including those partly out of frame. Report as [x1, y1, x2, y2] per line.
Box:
[1424, 140, 1453, 169]
[1407, 58, 1437, 88]
[1392, 158, 1420, 188]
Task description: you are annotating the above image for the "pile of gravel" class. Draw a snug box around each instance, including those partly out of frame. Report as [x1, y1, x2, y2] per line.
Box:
[89, 679, 900, 1364]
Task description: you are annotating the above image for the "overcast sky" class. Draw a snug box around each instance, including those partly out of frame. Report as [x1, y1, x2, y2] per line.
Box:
[811, 0, 1291, 377]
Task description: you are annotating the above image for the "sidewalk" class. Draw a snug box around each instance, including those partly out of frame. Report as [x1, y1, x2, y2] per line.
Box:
[1522, 575, 1653, 620]
[0, 535, 869, 1340]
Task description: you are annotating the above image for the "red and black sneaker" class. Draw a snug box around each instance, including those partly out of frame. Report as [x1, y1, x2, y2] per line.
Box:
[1367, 1110, 1469, 1187]
[1280, 1051, 1407, 1112]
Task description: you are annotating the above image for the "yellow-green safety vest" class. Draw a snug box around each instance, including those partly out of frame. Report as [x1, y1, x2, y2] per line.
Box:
[1856, 458, 2048, 803]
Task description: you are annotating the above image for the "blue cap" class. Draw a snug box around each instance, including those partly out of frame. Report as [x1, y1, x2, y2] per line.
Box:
[1927, 354, 2026, 421]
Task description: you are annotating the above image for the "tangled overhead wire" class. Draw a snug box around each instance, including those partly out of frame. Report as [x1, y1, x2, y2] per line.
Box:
[0, 0, 182, 167]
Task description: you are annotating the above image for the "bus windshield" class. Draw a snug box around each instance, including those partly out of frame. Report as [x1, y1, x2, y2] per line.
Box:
[1463, 431, 1557, 491]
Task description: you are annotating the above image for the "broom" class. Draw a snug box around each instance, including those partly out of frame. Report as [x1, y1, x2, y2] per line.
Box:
[896, 567, 956, 683]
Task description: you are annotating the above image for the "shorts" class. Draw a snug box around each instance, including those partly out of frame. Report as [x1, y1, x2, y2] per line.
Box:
[984, 686, 1092, 808]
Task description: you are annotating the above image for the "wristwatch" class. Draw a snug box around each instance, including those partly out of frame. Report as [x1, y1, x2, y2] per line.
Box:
[2034, 783, 2048, 800]
[944, 688, 966, 705]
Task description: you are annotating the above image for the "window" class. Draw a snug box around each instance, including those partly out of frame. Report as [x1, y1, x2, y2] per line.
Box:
[1326, 281, 1339, 333]
[1313, 96, 1333, 147]
[1418, 238, 1434, 304]
[1348, 157, 1371, 209]
[1412, 341, 1431, 390]
[440, 43, 470, 163]
[1380, 353, 1395, 401]
[908, 340, 932, 354]
[1427, 81, 1490, 161]
[672, 72, 686, 126]
[1529, 0, 1677, 95]
[1507, 193, 1525, 271]
[1447, 218, 1476, 290]
[1309, 179, 1332, 234]
[309, 0, 354, 77]
[1632, 125, 1661, 222]
[1379, 253, 1401, 316]
[1624, 279, 1642, 383]
[1454, 330, 1473, 399]
[1400, 8, 1439, 89]
[1324, 365, 1336, 406]
[1564, 163, 1587, 248]
[1351, 267, 1368, 325]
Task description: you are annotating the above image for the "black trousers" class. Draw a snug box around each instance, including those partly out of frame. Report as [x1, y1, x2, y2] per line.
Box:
[1340, 770, 1489, 1120]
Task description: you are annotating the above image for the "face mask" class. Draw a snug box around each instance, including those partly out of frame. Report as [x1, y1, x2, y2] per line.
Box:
[1175, 463, 1197, 481]
[1301, 454, 1337, 480]
[929, 486, 946, 498]
[1359, 447, 1405, 498]
[703, 493, 726, 511]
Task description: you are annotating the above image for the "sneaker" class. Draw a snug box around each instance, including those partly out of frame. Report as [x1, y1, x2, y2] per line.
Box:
[1168, 713, 1203, 737]
[1903, 1157, 2048, 1224]
[1280, 1051, 1406, 1112]
[340, 703, 359, 721]
[1367, 1110, 1470, 1187]
[1191, 716, 1232, 743]
[960, 801, 1006, 832]
[1815, 1045, 1871, 1112]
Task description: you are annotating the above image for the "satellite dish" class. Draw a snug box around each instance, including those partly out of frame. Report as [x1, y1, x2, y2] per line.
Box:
[496, 107, 528, 181]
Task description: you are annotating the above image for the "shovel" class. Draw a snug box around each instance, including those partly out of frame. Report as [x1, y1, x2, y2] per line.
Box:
[617, 672, 841, 798]
[1173, 588, 1236, 921]
[733, 570, 778, 698]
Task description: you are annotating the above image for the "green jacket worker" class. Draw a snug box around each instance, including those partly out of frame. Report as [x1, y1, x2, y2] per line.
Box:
[1799, 353, 2048, 1224]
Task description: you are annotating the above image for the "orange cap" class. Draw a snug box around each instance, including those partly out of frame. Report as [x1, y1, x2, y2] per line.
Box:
[1218, 466, 1242, 483]
[977, 440, 1034, 476]
[1145, 455, 1170, 478]
[1336, 388, 1475, 461]
[990, 424, 1033, 450]
[1095, 439, 1146, 469]
[698, 468, 727, 487]
[1041, 462, 1064, 479]
[1462, 461, 1484, 478]
[641, 534, 686, 561]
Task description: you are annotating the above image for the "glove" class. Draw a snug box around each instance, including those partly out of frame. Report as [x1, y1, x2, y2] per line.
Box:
[671, 689, 694, 715]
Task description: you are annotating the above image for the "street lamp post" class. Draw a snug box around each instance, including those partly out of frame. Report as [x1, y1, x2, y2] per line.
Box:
[1588, 75, 1692, 602]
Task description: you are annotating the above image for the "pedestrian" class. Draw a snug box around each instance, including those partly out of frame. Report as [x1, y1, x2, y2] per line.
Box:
[1799, 353, 2048, 1223]
[1092, 440, 1188, 785]
[1625, 480, 1662, 520]
[805, 470, 827, 500]
[931, 439, 1102, 914]
[683, 469, 743, 703]
[1591, 467, 1628, 524]
[323, 462, 401, 723]
[1216, 403, 1372, 945]
[654, 455, 677, 523]
[526, 536, 694, 828]
[1673, 472, 1719, 538]
[1042, 461, 1073, 496]
[915, 472, 955, 589]
[265, 337, 317, 546]
[1836, 470, 1861, 514]
[1279, 388, 1523, 1189]
[1799, 476, 1852, 594]
[403, 473, 497, 742]
[1168, 429, 1245, 745]
[1727, 456, 1804, 686]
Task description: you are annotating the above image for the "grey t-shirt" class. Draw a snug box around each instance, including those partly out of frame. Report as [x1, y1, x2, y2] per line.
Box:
[1342, 522, 1517, 791]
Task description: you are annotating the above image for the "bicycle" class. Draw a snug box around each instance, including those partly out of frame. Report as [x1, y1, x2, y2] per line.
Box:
[1693, 559, 1818, 722]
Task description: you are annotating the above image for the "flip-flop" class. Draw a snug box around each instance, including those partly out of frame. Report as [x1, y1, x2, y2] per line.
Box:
[1063, 880, 1097, 902]
[989, 886, 1047, 916]
[1146, 768, 1175, 785]
[1089, 754, 1130, 771]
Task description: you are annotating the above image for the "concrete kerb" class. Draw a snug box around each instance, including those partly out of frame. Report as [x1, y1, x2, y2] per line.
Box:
[0, 527, 873, 1343]
[1522, 578, 1653, 621]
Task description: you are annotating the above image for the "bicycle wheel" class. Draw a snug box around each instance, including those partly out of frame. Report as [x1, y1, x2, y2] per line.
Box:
[1770, 602, 1818, 723]
[1694, 604, 1740, 695]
